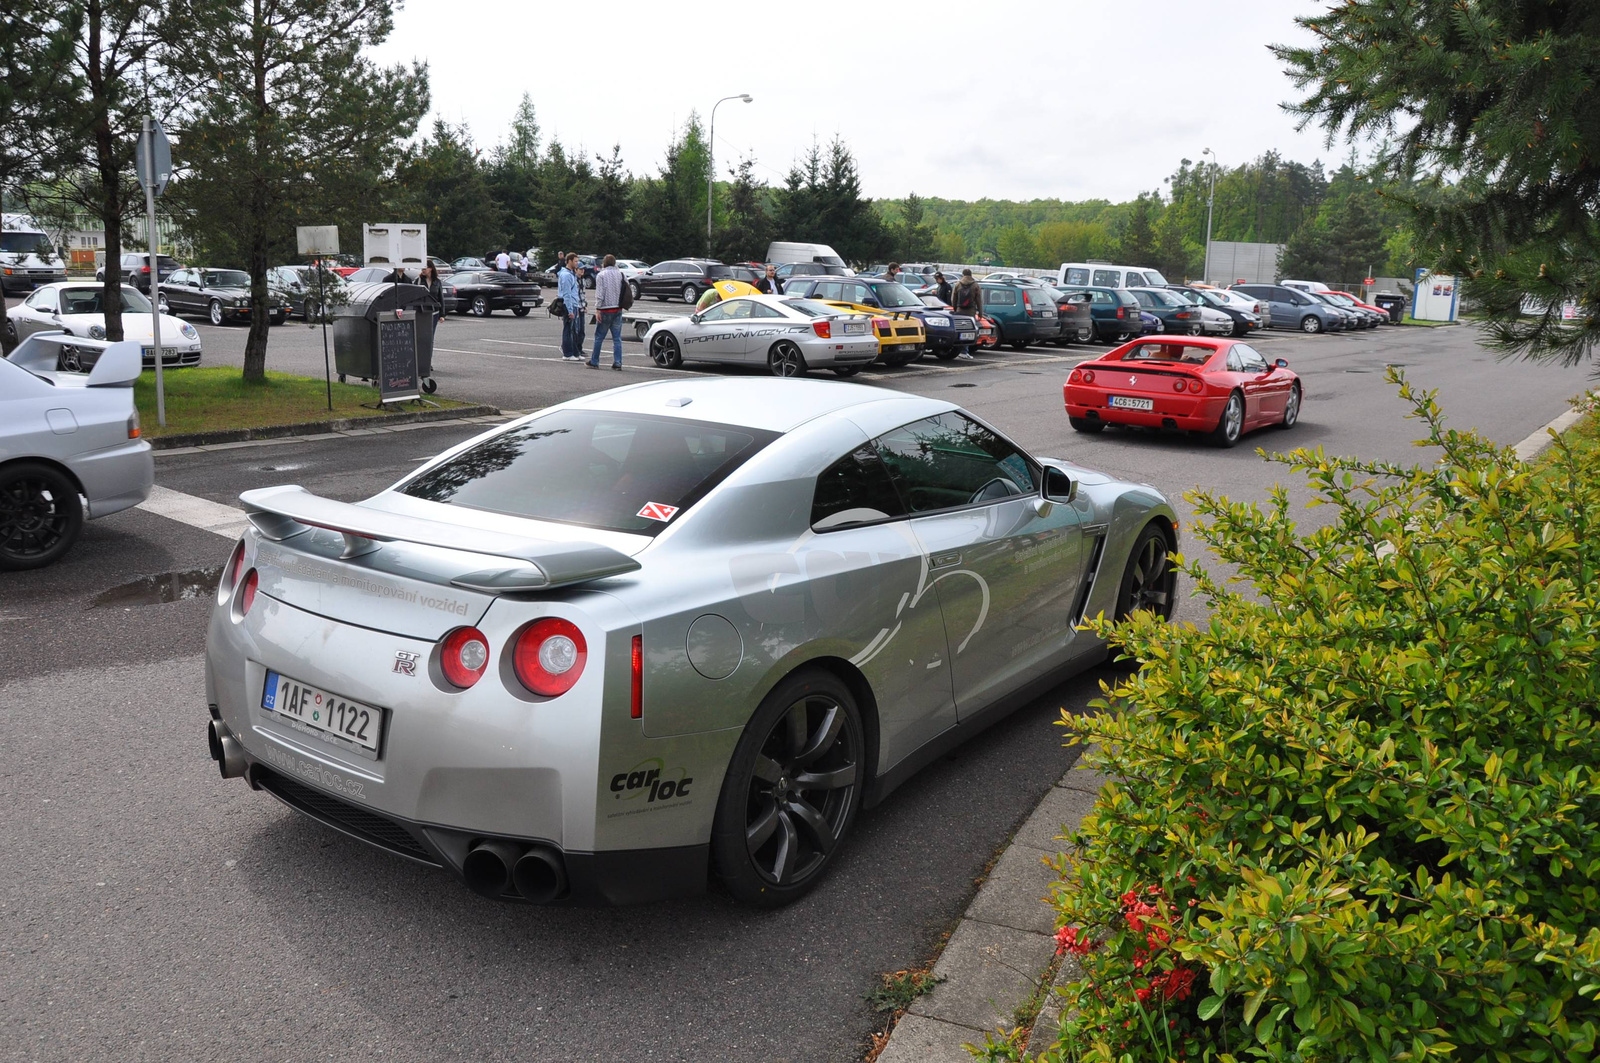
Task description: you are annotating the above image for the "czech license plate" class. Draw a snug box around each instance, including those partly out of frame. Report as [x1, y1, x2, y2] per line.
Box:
[261, 671, 384, 755]
[142, 346, 180, 360]
[958, 332, 975, 341]
[844, 321, 867, 335]
[522, 299, 540, 307]
[1109, 395, 1155, 411]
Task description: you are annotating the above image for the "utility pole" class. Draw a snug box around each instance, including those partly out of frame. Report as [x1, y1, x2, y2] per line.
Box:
[706, 94, 752, 256]
[1201, 148, 1218, 285]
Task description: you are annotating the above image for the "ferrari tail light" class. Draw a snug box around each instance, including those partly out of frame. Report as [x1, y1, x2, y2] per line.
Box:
[1079, 369, 1095, 384]
[1173, 379, 1186, 392]
[1188, 379, 1203, 393]
[239, 569, 259, 614]
[811, 320, 832, 339]
[631, 635, 643, 719]
[440, 626, 490, 689]
[513, 618, 588, 697]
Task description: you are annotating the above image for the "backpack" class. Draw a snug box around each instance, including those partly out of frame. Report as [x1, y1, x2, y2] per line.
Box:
[617, 274, 634, 310]
[548, 296, 567, 319]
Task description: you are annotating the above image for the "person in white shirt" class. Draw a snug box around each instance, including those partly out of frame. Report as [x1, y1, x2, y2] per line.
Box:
[495, 250, 510, 273]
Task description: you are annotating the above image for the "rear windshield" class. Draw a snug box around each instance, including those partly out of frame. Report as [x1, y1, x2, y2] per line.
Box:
[399, 411, 778, 536]
[1123, 342, 1213, 364]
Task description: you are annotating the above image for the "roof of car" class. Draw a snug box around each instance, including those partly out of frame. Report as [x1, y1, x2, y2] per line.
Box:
[564, 378, 935, 434]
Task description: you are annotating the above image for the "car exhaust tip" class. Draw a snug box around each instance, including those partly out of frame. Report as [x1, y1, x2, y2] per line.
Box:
[209, 720, 247, 779]
[512, 846, 568, 904]
[463, 840, 523, 898]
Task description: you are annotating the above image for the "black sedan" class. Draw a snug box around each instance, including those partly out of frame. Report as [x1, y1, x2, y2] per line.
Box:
[161, 267, 291, 326]
[450, 271, 544, 316]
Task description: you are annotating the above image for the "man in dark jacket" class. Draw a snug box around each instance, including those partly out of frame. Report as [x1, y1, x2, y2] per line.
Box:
[951, 270, 982, 359]
[934, 272, 953, 304]
[756, 264, 783, 295]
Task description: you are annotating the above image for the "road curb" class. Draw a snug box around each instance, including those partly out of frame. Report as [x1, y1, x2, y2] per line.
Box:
[146, 403, 505, 451]
[1513, 407, 1586, 463]
[875, 755, 1106, 1062]
[147, 404, 503, 451]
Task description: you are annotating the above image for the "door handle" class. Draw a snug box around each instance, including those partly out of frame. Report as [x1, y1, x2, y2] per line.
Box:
[930, 552, 962, 569]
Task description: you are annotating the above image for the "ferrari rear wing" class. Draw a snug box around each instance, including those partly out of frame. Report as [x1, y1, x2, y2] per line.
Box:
[239, 485, 640, 593]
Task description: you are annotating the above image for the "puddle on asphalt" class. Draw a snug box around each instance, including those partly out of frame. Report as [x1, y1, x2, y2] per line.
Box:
[948, 383, 978, 388]
[90, 565, 225, 609]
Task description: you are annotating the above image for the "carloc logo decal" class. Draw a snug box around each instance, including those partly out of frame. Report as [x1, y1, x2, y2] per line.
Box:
[609, 757, 693, 804]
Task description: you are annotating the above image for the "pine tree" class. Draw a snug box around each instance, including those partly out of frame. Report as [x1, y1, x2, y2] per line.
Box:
[1118, 194, 1157, 265]
[1277, 1, 1600, 362]
[392, 121, 504, 261]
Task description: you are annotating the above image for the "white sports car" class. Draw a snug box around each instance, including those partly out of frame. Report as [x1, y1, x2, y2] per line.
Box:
[5, 281, 202, 368]
[643, 294, 880, 377]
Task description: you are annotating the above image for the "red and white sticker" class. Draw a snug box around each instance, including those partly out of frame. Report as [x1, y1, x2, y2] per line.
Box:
[636, 501, 679, 523]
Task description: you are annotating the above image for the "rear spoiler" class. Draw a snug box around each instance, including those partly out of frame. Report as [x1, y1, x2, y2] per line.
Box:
[239, 485, 640, 593]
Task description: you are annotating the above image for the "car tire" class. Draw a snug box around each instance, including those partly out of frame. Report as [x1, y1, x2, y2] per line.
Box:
[0, 461, 85, 572]
[634, 320, 651, 342]
[1300, 315, 1322, 334]
[648, 331, 683, 368]
[1279, 383, 1302, 429]
[1077, 328, 1094, 343]
[1069, 416, 1105, 434]
[1010, 340, 1029, 351]
[270, 312, 286, 326]
[157, 294, 171, 315]
[512, 307, 530, 317]
[710, 667, 865, 907]
[1113, 523, 1177, 623]
[208, 300, 224, 326]
[629, 280, 641, 301]
[1186, 323, 1203, 336]
[682, 283, 699, 304]
[768, 341, 807, 377]
[831, 365, 861, 378]
[304, 301, 321, 323]
[1208, 390, 1245, 448]
[933, 348, 960, 362]
[472, 295, 490, 316]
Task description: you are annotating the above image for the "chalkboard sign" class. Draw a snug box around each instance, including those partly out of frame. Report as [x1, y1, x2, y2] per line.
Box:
[375, 311, 419, 402]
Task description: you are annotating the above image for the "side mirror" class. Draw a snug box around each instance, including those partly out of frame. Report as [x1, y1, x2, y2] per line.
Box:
[1043, 466, 1076, 504]
[861, 297, 880, 308]
[1275, 358, 1288, 368]
[689, 313, 702, 324]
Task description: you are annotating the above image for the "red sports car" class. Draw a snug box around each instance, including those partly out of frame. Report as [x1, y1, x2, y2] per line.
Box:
[1063, 336, 1301, 447]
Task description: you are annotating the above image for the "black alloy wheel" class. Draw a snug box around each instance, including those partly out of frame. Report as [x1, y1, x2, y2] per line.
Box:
[0, 462, 84, 571]
[768, 341, 807, 377]
[711, 669, 864, 906]
[471, 294, 490, 316]
[1113, 524, 1177, 623]
[649, 331, 683, 368]
[208, 300, 224, 326]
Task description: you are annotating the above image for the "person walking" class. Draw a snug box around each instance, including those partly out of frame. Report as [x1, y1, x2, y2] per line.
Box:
[495, 249, 511, 274]
[951, 269, 982, 360]
[756, 264, 783, 295]
[884, 262, 901, 283]
[422, 264, 445, 328]
[558, 252, 587, 361]
[588, 254, 626, 371]
[935, 271, 953, 305]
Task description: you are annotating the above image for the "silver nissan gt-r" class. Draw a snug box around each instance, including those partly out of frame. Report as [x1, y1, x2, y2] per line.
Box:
[204, 379, 1178, 906]
[644, 294, 880, 377]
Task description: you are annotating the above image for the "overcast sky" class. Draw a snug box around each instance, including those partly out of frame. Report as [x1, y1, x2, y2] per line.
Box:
[370, 0, 1359, 204]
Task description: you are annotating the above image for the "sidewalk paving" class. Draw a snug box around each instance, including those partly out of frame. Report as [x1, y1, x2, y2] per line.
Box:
[876, 757, 1106, 1062]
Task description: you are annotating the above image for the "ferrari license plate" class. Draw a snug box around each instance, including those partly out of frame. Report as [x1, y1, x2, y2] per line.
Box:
[844, 321, 867, 334]
[1109, 395, 1155, 411]
[261, 671, 383, 754]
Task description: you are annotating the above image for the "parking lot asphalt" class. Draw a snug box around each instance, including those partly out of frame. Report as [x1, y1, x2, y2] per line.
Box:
[2, 309, 1591, 1062]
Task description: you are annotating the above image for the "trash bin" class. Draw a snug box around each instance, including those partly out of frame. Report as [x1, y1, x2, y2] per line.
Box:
[333, 282, 439, 392]
[1373, 291, 1406, 324]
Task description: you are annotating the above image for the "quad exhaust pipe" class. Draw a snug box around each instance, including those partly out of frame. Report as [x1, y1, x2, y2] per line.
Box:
[463, 839, 568, 903]
[208, 720, 247, 779]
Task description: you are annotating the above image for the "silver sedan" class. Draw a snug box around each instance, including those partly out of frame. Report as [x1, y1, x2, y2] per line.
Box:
[202, 379, 1177, 906]
[644, 294, 880, 377]
[1, 334, 153, 569]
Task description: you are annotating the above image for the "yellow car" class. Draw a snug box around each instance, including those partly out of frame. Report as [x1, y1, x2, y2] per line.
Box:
[694, 279, 762, 310]
[780, 277, 927, 366]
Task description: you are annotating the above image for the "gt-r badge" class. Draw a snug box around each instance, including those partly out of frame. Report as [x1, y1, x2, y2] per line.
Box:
[393, 650, 420, 676]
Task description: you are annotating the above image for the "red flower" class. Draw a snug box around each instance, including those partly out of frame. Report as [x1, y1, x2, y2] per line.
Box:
[1054, 925, 1095, 956]
[1135, 986, 1152, 1004]
[1162, 967, 1197, 1002]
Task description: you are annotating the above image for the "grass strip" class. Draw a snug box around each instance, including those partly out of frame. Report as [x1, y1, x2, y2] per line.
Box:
[134, 367, 468, 438]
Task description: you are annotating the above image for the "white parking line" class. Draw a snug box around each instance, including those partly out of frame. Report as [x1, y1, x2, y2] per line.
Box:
[137, 485, 249, 540]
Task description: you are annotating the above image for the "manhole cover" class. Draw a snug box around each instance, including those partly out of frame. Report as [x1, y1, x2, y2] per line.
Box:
[90, 566, 225, 609]
[948, 383, 977, 388]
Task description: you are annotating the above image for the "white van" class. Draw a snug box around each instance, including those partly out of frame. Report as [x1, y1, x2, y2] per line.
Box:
[1056, 262, 1170, 289]
[766, 241, 852, 278]
[1, 213, 68, 295]
[1280, 279, 1331, 294]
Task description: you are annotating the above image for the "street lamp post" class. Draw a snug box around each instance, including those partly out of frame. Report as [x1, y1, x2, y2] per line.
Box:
[707, 93, 752, 255]
[1201, 147, 1218, 284]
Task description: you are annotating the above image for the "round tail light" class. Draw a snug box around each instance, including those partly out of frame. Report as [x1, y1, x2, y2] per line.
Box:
[440, 626, 490, 689]
[1173, 379, 1186, 392]
[239, 569, 259, 614]
[513, 618, 588, 697]
[1188, 379, 1203, 393]
[1080, 369, 1095, 384]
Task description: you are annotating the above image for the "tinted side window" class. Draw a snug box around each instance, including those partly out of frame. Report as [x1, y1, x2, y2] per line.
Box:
[1233, 343, 1269, 371]
[811, 446, 907, 530]
[814, 281, 844, 301]
[982, 287, 1017, 306]
[1064, 267, 1090, 285]
[873, 413, 1037, 514]
[845, 283, 872, 303]
[1125, 272, 1147, 286]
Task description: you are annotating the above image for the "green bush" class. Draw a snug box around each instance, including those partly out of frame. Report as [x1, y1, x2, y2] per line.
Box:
[1040, 376, 1600, 1062]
